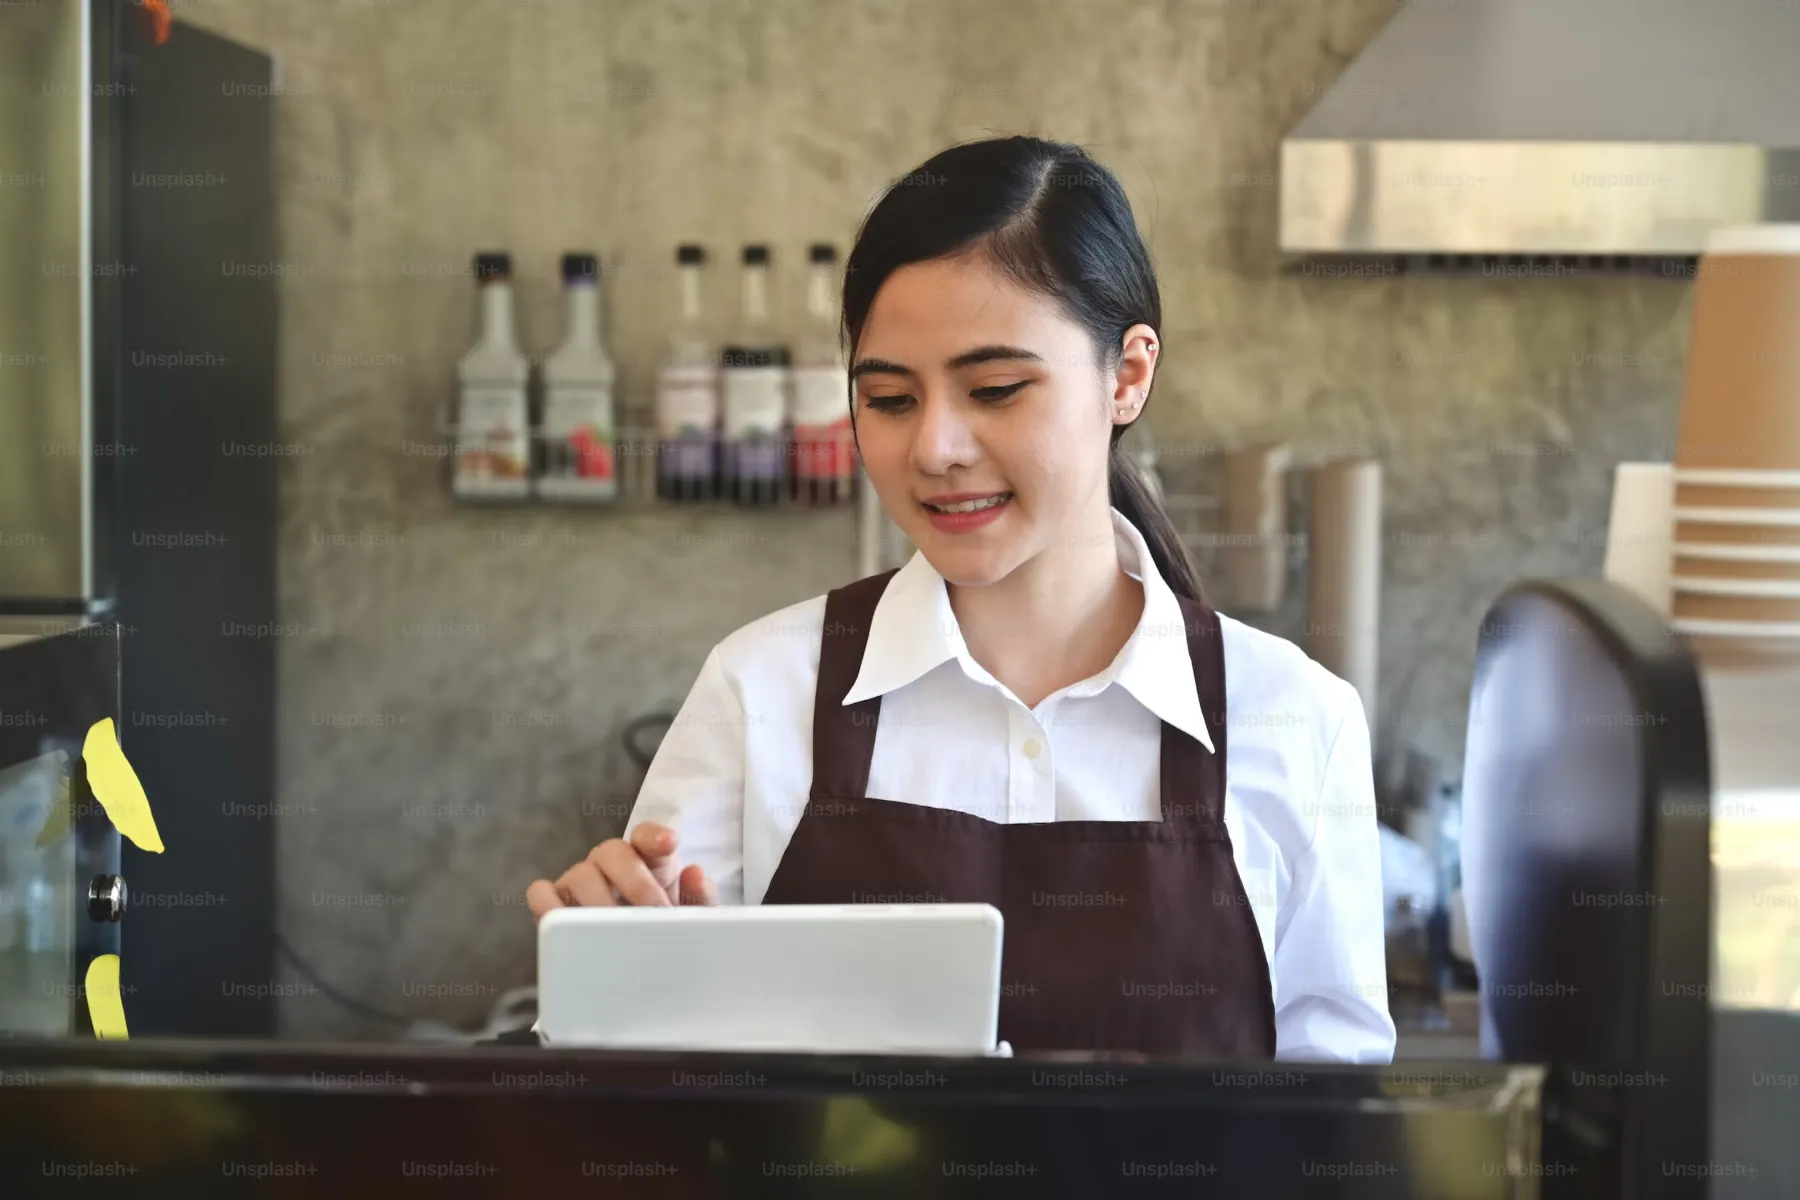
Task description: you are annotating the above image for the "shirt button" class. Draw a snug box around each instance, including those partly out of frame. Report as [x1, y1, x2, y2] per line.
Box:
[1022, 737, 1043, 760]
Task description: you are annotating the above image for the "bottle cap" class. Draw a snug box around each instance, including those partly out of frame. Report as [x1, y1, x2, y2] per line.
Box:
[677, 244, 706, 265]
[561, 253, 600, 283]
[809, 243, 837, 264]
[743, 244, 770, 266]
[474, 252, 511, 281]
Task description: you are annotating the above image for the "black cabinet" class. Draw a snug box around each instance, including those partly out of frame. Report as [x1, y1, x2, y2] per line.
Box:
[106, 1, 279, 1037]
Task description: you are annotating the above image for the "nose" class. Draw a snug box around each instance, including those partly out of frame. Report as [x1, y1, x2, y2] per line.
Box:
[909, 391, 981, 477]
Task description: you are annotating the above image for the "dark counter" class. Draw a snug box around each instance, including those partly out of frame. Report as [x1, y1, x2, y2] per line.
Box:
[0, 1036, 1544, 1198]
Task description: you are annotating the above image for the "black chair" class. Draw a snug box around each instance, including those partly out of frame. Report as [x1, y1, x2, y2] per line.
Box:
[1460, 579, 1712, 1199]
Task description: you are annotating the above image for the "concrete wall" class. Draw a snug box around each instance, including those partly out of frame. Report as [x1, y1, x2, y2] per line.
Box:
[171, 0, 1692, 1036]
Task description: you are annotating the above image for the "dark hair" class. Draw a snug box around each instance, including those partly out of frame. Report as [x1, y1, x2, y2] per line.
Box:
[842, 136, 1205, 603]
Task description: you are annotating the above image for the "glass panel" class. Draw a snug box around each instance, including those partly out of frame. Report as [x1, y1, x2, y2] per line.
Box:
[0, 749, 76, 1036]
[1713, 792, 1800, 1012]
[0, 0, 88, 601]
[1705, 657, 1800, 1012]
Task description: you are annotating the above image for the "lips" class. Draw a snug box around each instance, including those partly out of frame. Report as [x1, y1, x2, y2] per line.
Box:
[920, 491, 1013, 533]
[920, 491, 1012, 514]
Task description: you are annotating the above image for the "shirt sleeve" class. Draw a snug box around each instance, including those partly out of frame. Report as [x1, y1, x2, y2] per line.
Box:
[621, 647, 748, 905]
[1270, 686, 1397, 1063]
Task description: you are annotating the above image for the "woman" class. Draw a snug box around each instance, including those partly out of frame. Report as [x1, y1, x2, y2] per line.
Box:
[529, 136, 1395, 1063]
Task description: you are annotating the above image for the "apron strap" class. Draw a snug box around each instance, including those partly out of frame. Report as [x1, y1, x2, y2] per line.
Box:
[1161, 595, 1229, 827]
[809, 570, 898, 799]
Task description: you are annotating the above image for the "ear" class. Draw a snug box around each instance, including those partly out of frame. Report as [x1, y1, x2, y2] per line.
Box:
[1110, 324, 1159, 426]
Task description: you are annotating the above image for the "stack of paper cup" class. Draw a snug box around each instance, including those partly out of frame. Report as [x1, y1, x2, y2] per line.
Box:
[1306, 459, 1382, 725]
[1223, 443, 1291, 612]
[1671, 224, 1800, 666]
[1602, 463, 1675, 619]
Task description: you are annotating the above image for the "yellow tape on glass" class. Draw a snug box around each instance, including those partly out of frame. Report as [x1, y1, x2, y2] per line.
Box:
[77, 717, 165, 1039]
[86, 954, 129, 1039]
[82, 717, 163, 853]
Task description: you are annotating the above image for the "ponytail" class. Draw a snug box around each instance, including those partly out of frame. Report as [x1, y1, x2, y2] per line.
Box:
[1108, 434, 1206, 605]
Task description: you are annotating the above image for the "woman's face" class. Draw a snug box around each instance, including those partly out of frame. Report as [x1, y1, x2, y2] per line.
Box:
[851, 253, 1154, 587]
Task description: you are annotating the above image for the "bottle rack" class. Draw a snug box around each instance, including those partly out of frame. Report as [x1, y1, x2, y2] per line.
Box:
[440, 417, 862, 510]
[436, 408, 1299, 596]
[436, 412, 1234, 542]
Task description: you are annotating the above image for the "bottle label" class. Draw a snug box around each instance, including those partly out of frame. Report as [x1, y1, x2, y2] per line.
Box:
[721, 366, 788, 439]
[794, 420, 855, 480]
[541, 385, 615, 483]
[542, 385, 613, 438]
[454, 385, 530, 481]
[662, 431, 716, 480]
[791, 365, 849, 426]
[656, 366, 718, 438]
[729, 435, 784, 482]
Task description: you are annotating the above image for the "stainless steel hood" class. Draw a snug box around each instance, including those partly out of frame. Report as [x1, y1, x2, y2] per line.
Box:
[1280, 0, 1800, 259]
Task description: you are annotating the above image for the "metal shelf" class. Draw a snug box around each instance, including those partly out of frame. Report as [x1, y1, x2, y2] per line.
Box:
[440, 422, 862, 512]
[1160, 492, 1223, 513]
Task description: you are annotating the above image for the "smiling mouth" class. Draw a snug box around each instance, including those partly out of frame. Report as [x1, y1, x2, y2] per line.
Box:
[921, 493, 1013, 514]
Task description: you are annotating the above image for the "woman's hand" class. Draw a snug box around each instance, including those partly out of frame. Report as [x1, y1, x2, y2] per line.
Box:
[526, 822, 718, 918]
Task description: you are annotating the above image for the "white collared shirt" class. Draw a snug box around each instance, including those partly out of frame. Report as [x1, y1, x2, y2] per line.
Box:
[624, 510, 1396, 1063]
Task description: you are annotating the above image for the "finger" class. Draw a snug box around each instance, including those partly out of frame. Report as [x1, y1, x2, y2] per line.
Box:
[594, 839, 674, 907]
[628, 822, 679, 868]
[678, 863, 717, 906]
[525, 879, 565, 920]
[557, 861, 617, 908]
[625, 824, 682, 893]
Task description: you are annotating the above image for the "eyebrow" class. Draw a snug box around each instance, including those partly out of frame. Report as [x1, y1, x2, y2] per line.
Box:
[849, 344, 1044, 381]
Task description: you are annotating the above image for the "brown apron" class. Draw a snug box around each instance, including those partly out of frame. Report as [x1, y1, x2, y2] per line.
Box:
[762, 570, 1277, 1058]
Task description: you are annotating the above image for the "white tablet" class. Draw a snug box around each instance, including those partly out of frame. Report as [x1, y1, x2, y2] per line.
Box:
[537, 903, 1005, 1056]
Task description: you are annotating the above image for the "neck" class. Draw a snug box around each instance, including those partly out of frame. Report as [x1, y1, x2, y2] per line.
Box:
[679, 265, 703, 325]
[564, 284, 601, 347]
[948, 501, 1143, 709]
[743, 267, 768, 325]
[807, 266, 834, 322]
[479, 282, 518, 351]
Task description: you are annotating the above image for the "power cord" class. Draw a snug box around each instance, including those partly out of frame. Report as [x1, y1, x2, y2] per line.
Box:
[267, 715, 682, 1036]
[274, 930, 414, 1027]
[274, 930, 539, 1042]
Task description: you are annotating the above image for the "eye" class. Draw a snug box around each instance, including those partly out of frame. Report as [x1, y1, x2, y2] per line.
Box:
[971, 381, 1028, 403]
[862, 393, 915, 414]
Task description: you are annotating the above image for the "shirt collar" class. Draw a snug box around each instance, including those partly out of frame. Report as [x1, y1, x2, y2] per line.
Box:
[842, 509, 1215, 754]
[840, 547, 966, 705]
